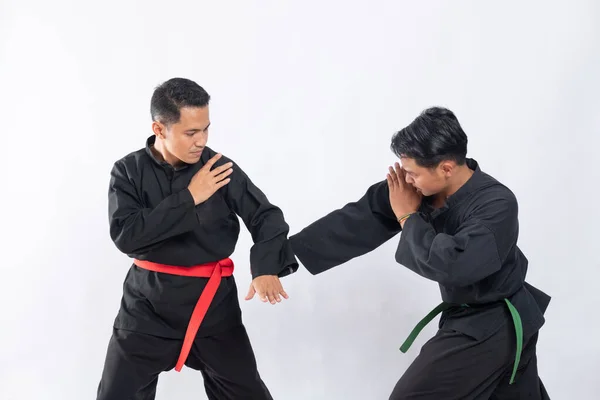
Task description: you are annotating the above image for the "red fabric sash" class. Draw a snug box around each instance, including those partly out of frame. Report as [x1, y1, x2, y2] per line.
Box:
[133, 258, 234, 372]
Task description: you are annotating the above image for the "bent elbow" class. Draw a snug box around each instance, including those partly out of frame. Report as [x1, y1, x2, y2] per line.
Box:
[110, 224, 139, 254]
[112, 235, 137, 254]
[437, 273, 462, 287]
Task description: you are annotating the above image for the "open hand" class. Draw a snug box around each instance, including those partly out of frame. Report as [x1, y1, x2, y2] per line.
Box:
[245, 275, 289, 304]
[386, 162, 422, 220]
[187, 153, 233, 205]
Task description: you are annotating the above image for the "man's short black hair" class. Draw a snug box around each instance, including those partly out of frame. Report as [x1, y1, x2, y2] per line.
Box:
[390, 107, 468, 168]
[150, 78, 210, 126]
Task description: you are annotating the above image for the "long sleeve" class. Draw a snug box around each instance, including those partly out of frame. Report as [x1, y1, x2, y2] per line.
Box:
[289, 180, 401, 275]
[108, 161, 198, 254]
[224, 162, 298, 279]
[395, 195, 518, 287]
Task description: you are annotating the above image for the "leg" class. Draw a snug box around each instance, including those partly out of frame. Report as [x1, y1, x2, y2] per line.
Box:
[490, 333, 551, 400]
[389, 322, 514, 400]
[96, 328, 180, 400]
[185, 324, 273, 400]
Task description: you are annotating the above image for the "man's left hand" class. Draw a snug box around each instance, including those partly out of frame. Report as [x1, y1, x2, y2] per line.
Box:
[387, 162, 422, 219]
[245, 275, 289, 304]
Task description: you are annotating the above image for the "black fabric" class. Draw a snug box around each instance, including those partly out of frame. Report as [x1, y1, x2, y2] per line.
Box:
[290, 158, 551, 345]
[389, 321, 550, 400]
[107, 135, 298, 339]
[289, 158, 552, 398]
[96, 324, 273, 400]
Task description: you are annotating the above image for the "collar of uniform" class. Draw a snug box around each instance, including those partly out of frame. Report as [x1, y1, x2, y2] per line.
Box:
[426, 158, 481, 218]
[144, 135, 190, 171]
[444, 158, 481, 208]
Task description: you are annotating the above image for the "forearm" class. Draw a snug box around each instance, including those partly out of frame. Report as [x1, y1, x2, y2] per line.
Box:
[290, 181, 401, 275]
[109, 188, 198, 254]
[395, 213, 502, 286]
[249, 222, 299, 279]
[224, 163, 298, 278]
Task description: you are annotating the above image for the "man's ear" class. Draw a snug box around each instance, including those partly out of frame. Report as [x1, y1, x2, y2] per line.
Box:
[151, 121, 166, 139]
[439, 161, 456, 176]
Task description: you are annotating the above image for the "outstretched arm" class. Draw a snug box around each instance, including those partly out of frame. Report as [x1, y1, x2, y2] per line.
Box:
[289, 180, 402, 275]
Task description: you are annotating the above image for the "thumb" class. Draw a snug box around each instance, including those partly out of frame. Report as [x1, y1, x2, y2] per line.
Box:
[245, 284, 256, 300]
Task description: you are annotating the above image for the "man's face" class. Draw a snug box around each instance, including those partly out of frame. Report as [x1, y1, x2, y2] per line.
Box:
[400, 157, 450, 197]
[153, 106, 210, 165]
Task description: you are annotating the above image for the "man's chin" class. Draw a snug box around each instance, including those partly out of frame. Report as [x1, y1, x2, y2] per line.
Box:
[184, 152, 202, 164]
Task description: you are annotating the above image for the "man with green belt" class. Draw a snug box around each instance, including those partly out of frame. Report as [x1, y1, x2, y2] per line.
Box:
[289, 107, 551, 399]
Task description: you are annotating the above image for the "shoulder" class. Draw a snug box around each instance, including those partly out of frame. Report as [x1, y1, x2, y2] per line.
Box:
[463, 169, 520, 224]
[201, 146, 235, 165]
[477, 171, 518, 206]
[202, 146, 248, 175]
[110, 147, 150, 180]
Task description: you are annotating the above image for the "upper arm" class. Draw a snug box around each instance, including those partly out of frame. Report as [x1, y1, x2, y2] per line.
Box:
[467, 193, 519, 262]
[395, 190, 519, 286]
[221, 157, 289, 238]
[108, 161, 140, 218]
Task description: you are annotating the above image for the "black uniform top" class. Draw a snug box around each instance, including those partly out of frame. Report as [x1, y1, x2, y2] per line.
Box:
[289, 158, 551, 341]
[107, 135, 298, 339]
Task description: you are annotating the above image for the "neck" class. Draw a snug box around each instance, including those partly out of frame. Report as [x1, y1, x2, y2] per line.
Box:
[152, 137, 180, 167]
[442, 164, 474, 199]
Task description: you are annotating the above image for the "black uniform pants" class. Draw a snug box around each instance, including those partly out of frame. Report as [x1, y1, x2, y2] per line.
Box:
[389, 320, 550, 400]
[96, 324, 272, 400]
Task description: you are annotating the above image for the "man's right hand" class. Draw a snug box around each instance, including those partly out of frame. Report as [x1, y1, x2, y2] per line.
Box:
[187, 153, 233, 205]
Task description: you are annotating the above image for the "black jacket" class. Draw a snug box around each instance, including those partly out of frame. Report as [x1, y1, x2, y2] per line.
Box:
[290, 158, 551, 341]
[107, 135, 298, 338]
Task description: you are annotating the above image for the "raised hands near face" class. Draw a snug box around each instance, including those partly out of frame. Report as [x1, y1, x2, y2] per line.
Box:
[386, 162, 422, 220]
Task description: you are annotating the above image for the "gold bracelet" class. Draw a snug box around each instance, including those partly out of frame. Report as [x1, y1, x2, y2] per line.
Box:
[397, 213, 414, 224]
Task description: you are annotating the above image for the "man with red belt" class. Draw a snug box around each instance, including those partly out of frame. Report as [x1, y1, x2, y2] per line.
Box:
[96, 77, 298, 400]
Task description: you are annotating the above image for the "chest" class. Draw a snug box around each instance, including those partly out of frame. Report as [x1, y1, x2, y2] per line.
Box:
[137, 164, 234, 223]
[420, 203, 467, 235]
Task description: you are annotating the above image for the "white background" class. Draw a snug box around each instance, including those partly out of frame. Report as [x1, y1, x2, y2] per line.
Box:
[1, 0, 599, 399]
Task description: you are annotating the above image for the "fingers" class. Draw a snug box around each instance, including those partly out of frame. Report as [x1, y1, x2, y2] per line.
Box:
[256, 287, 268, 303]
[202, 153, 222, 170]
[261, 285, 278, 304]
[215, 177, 231, 189]
[214, 168, 233, 184]
[268, 292, 278, 304]
[388, 166, 399, 187]
[211, 161, 233, 177]
[279, 289, 289, 300]
[386, 173, 393, 188]
[278, 280, 289, 300]
[249, 277, 289, 305]
[245, 284, 256, 300]
[394, 162, 405, 182]
[267, 279, 288, 304]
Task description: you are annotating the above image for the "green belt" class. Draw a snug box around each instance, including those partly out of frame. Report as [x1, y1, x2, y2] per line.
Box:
[399, 298, 523, 385]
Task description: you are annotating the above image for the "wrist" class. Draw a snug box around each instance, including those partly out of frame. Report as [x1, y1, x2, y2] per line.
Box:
[187, 188, 200, 205]
[397, 211, 416, 226]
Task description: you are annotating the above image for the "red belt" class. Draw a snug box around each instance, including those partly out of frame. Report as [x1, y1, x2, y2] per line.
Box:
[133, 258, 234, 372]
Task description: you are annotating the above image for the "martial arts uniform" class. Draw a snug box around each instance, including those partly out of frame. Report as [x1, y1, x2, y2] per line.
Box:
[96, 135, 298, 400]
[289, 158, 551, 399]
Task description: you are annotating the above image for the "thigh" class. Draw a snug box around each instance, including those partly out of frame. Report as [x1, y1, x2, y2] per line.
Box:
[491, 333, 551, 400]
[185, 324, 273, 400]
[96, 328, 180, 400]
[389, 324, 513, 400]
